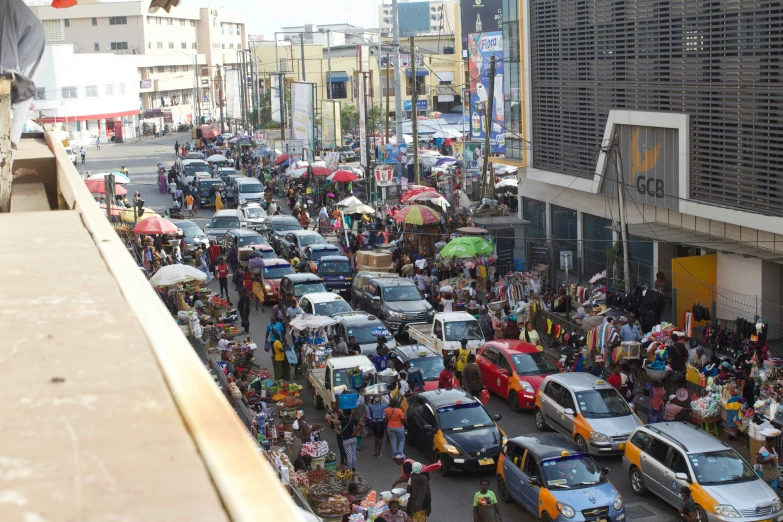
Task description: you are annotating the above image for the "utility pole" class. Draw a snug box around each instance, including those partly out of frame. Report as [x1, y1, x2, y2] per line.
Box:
[480, 56, 496, 201]
[613, 135, 631, 292]
[385, 52, 390, 150]
[410, 36, 419, 185]
[300, 33, 306, 81]
[280, 73, 286, 142]
[327, 30, 332, 99]
[392, 0, 403, 144]
[217, 66, 225, 133]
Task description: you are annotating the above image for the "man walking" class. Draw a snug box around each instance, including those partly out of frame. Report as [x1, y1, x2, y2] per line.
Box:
[185, 192, 195, 218]
[95, 136, 100, 151]
[175, 140, 180, 157]
[174, 186, 184, 207]
[80, 146, 86, 165]
[214, 257, 229, 298]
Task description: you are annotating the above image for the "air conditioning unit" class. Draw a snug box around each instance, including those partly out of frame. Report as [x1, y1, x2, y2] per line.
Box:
[443, 46, 455, 54]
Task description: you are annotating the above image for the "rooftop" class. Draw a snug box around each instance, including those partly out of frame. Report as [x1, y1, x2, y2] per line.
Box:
[419, 388, 477, 407]
[510, 433, 583, 461]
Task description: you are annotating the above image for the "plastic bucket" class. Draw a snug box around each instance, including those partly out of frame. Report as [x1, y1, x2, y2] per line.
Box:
[324, 460, 337, 471]
[337, 392, 358, 410]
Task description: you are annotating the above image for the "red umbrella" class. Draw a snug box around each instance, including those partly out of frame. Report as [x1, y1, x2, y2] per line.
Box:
[393, 204, 441, 225]
[201, 126, 220, 139]
[51, 0, 78, 7]
[274, 154, 290, 166]
[311, 166, 332, 177]
[98, 203, 121, 217]
[133, 216, 179, 235]
[329, 170, 360, 183]
[406, 191, 442, 202]
[85, 179, 127, 195]
[400, 185, 432, 203]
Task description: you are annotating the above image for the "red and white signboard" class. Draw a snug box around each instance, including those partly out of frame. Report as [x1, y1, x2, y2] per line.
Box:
[375, 165, 395, 187]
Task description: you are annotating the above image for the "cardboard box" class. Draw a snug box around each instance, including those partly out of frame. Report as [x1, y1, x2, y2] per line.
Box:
[365, 252, 393, 268]
[357, 263, 395, 273]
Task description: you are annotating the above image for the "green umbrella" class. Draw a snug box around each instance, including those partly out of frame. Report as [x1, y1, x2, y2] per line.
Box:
[439, 236, 494, 258]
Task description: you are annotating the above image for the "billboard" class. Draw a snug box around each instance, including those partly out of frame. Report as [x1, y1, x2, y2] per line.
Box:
[322, 100, 341, 149]
[270, 73, 282, 124]
[290, 82, 315, 153]
[358, 73, 368, 167]
[403, 100, 428, 112]
[379, 53, 424, 69]
[381, 143, 407, 164]
[467, 32, 505, 154]
[398, 1, 431, 37]
[225, 69, 241, 120]
[375, 165, 395, 187]
[461, 0, 502, 37]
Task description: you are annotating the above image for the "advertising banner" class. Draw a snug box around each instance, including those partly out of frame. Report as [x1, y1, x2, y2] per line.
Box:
[325, 151, 340, 172]
[321, 100, 341, 149]
[375, 165, 395, 187]
[225, 69, 241, 120]
[290, 82, 315, 153]
[381, 143, 407, 164]
[467, 32, 505, 154]
[463, 141, 484, 196]
[270, 73, 282, 123]
[461, 0, 503, 38]
[379, 53, 424, 69]
[358, 73, 368, 167]
[403, 100, 428, 112]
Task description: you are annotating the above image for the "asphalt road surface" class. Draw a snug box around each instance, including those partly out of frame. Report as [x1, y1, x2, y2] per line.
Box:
[89, 136, 678, 522]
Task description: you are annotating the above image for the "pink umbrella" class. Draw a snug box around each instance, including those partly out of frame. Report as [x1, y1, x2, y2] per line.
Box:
[133, 216, 179, 235]
[85, 179, 127, 195]
[311, 166, 332, 177]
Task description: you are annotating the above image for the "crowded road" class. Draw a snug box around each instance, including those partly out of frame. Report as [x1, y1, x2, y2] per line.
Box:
[88, 134, 678, 522]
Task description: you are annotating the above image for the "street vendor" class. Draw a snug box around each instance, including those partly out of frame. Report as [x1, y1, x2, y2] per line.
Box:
[502, 314, 520, 340]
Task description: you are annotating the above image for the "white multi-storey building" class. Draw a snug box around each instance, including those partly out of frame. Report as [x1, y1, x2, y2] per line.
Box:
[378, 0, 457, 36]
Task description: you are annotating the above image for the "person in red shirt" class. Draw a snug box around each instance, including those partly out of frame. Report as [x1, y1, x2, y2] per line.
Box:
[215, 257, 229, 298]
[438, 359, 456, 389]
[207, 240, 221, 265]
[607, 363, 623, 389]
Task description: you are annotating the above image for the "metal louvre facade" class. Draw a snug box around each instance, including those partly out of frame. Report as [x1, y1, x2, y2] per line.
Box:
[529, 0, 783, 216]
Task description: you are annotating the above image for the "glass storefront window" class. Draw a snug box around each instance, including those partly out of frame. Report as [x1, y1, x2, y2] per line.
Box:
[583, 214, 613, 277]
[551, 204, 577, 259]
[523, 198, 546, 238]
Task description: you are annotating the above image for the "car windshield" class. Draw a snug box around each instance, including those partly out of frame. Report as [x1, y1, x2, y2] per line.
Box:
[237, 234, 267, 246]
[220, 169, 238, 176]
[244, 207, 266, 219]
[272, 222, 302, 232]
[437, 402, 493, 430]
[541, 454, 607, 489]
[300, 235, 327, 246]
[575, 388, 632, 418]
[511, 352, 559, 375]
[178, 223, 204, 238]
[314, 300, 352, 317]
[383, 285, 422, 302]
[310, 249, 340, 261]
[185, 163, 209, 173]
[444, 320, 484, 341]
[407, 356, 445, 381]
[211, 217, 240, 229]
[198, 180, 222, 192]
[263, 265, 295, 279]
[238, 183, 264, 193]
[690, 450, 757, 485]
[261, 250, 277, 259]
[293, 282, 327, 296]
[321, 260, 351, 275]
[346, 323, 387, 344]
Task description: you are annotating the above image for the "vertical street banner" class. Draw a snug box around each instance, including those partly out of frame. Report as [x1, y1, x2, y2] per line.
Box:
[467, 32, 505, 154]
[463, 142, 484, 196]
[290, 82, 315, 155]
[358, 73, 368, 168]
[322, 100, 341, 150]
[270, 73, 282, 123]
[225, 69, 242, 120]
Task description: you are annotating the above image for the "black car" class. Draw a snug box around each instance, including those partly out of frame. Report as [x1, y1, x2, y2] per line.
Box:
[279, 273, 327, 306]
[356, 277, 434, 336]
[406, 389, 505, 476]
[171, 220, 209, 256]
[388, 344, 443, 391]
[196, 178, 224, 208]
[262, 216, 303, 251]
[221, 228, 270, 252]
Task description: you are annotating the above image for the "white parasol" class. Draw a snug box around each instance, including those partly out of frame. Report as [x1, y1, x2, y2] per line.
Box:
[289, 314, 339, 331]
[495, 178, 518, 189]
[342, 203, 375, 215]
[336, 196, 364, 208]
[207, 154, 228, 162]
[149, 264, 206, 286]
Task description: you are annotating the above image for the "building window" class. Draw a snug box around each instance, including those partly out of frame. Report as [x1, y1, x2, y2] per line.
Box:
[182, 91, 189, 103]
[148, 67, 154, 74]
[64, 19, 69, 27]
[182, 65, 189, 72]
[551, 204, 578, 261]
[229, 43, 233, 49]
[119, 83, 125, 95]
[35, 87, 46, 100]
[169, 66, 177, 73]
[148, 41, 151, 49]
[157, 42, 163, 49]
[192, 42, 197, 49]
[105, 84, 114, 95]
[167, 18, 173, 25]
[157, 66, 164, 73]
[94, 43, 99, 51]
[109, 16, 127, 25]
[191, 20, 196, 27]
[110, 42, 128, 50]
[181, 42, 187, 49]
[62, 86, 78, 99]
[221, 43, 225, 49]
[180, 19, 185, 26]
[148, 17, 152, 24]
[168, 42, 174, 49]
[331, 82, 347, 99]
[91, 17, 97, 26]
[156, 17, 161, 25]
[583, 214, 613, 275]
[229, 25, 234, 35]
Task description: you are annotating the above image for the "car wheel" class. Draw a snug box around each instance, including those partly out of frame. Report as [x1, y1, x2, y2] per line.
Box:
[541, 513, 553, 522]
[313, 392, 323, 410]
[629, 466, 647, 496]
[534, 408, 548, 431]
[575, 435, 587, 452]
[497, 475, 510, 503]
[695, 506, 708, 522]
[435, 451, 451, 477]
[509, 392, 522, 413]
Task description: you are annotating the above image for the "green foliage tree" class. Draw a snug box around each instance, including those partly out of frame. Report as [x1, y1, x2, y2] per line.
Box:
[341, 104, 359, 135]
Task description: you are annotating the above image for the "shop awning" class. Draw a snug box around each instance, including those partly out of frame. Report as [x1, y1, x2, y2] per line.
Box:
[405, 68, 429, 77]
[607, 222, 783, 263]
[326, 71, 349, 82]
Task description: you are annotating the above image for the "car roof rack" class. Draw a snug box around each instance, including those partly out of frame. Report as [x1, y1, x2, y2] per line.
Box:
[644, 424, 691, 453]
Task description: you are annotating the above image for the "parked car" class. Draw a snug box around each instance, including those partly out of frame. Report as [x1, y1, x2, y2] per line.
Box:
[333, 311, 395, 356]
[205, 209, 241, 241]
[262, 216, 303, 251]
[256, 259, 295, 303]
[388, 344, 442, 392]
[238, 203, 267, 228]
[299, 244, 342, 272]
[498, 433, 625, 521]
[535, 373, 642, 455]
[218, 168, 241, 183]
[280, 273, 327, 306]
[350, 271, 400, 308]
[171, 219, 209, 257]
[299, 292, 352, 318]
[624, 422, 782, 522]
[195, 178, 224, 208]
[355, 277, 435, 336]
[335, 146, 356, 163]
[179, 159, 210, 185]
[408, 312, 484, 357]
[65, 146, 76, 165]
[315, 255, 353, 297]
[233, 177, 265, 206]
[405, 388, 506, 476]
[278, 230, 328, 260]
[221, 228, 269, 252]
[477, 340, 560, 412]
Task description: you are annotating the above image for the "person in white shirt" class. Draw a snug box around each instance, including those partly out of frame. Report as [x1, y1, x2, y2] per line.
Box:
[440, 290, 454, 312]
[414, 270, 427, 293]
[688, 345, 710, 368]
[397, 371, 410, 397]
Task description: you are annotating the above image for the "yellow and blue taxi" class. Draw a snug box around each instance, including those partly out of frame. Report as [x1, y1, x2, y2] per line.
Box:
[535, 373, 642, 455]
[497, 433, 626, 521]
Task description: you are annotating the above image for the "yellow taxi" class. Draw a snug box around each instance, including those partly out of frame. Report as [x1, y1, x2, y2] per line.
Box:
[534, 373, 642, 455]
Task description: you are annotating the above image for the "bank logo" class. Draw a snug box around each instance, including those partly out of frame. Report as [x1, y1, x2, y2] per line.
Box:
[630, 129, 661, 181]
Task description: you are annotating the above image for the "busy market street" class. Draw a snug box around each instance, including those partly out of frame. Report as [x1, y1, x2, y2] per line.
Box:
[87, 134, 681, 522]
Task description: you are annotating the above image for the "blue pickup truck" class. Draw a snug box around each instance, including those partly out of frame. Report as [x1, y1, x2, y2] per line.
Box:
[316, 255, 353, 298]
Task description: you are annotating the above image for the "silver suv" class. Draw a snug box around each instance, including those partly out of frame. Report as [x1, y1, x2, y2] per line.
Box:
[623, 422, 783, 521]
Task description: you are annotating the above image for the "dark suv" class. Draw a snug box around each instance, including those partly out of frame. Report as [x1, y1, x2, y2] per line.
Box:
[356, 277, 435, 336]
